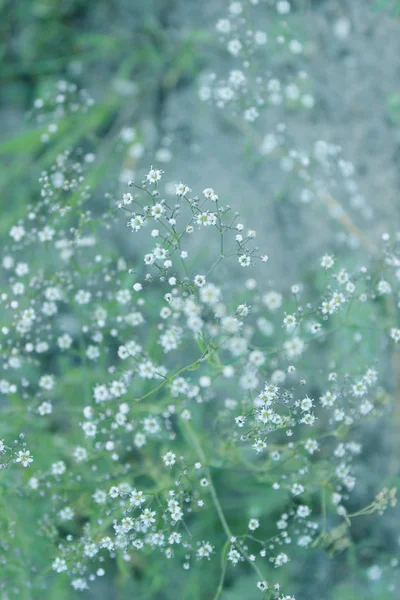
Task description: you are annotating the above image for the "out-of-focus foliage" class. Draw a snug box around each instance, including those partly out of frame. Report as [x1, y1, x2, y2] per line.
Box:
[375, 0, 400, 16]
[0, 0, 207, 237]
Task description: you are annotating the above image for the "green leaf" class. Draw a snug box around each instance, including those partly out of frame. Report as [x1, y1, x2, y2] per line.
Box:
[197, 335, 207, 353]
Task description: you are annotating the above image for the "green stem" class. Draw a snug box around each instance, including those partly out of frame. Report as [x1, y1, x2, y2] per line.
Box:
[213, 539, 230, 600]
[134, 350, 209, 403]
[183, 421, 269, 588]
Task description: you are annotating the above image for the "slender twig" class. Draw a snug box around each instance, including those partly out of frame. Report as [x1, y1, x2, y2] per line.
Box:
[183, 421, 269, 588]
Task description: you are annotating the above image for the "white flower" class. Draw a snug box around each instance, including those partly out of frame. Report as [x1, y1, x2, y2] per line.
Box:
[38, 226, 55, 242]
[200, 283, 221, 305]
[229, 2, 242, 15]
[252, 439, 267, 453]
[121, 127, 136, 142]
[227, 39, 242, 56]
[140, 508, 156, 525]
[72, 578, 88, 591]
[304, 439, 319, 454]
[275, 552, 289, 567]
[244, 107, 259, 122]
[263, 291, 282, 311]
[203, 187, 218, 201]
[129, 215, 145, 231]
[39, 374, 55, 390]
[300, 396, 313, 412]
[10, 225, 25, 241]
[86, 345, 100, 360]
[15, 450, 33, 467]
[291, 483, 305, 496]
[58, 333, 73, 350]
[283, 314, 297, 331]
[116, 289, 131, 304]
[175, 182, 191, 196]
[248, 518, 260, 531]
[360, 400, 374, 415]
[194, 275, 206, 287]
[151, 203, 165, 219]
[257, 581, 268, 591]
[59, 506, 74, 520]
[297, 505, 311, 518]
[130, 489, 145, 507]
[377, 280, 391, 295]
[289, 39, 303, 54]
[367, 565, 382, 581]
[146, 167, 163, 183]
[254, 31, 267, 45]
[391, 328, 400, 343]
[38, 401, 52, 416]
[52, 461, 66, 475]
[196, 212, 217, 227]
[93, 489, 107, 504]
[122, 192, 133, 205]
[197, 542, 214, 560]
[162, 451, 176, 467]
[75, 289, 91, 304]
[52, 557, 68, 573]
[82, 422, 97, 437]
[284, 337, 305, 359]
[277, 1, 291, 15]
[227, 547, 242, 565]
[238, 255, 251, 267]
[321, 254, 334, 269]
[216, 19, 231, 34]
[73, 447, 88, 462]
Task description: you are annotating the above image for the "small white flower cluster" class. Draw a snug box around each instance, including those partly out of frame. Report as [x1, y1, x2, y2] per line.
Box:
[0, 153, 398, 597]
[2, 46, 400, 594]
[199, 0, 374, 250]
[200, 1, 313, 118]
[31, 80, 94, 144]
[0, 434, 33, 470]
